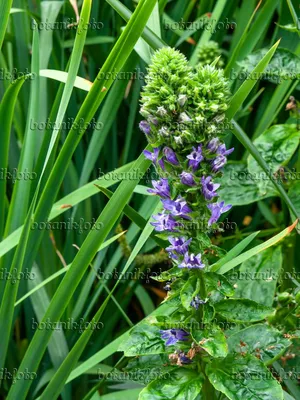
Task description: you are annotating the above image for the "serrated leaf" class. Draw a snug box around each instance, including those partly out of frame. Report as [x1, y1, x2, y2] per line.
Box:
[214, 299, 274, 323]
[228, 324, 291, 365]
[180, 276, 200, 311]
[239, 48, 300, 84]
[230, 247, 282, 306]
[125, 354, 171, 384]
[203, 303, 215, 324]
[248, 125, 300, 195]
[191, 324, 228, 358]
[139, 368, 203, 400]
[205, 272, 235, 297]
[217, 163, 278, 206]
[119, 321, 166, 357]
[206, 353, 283, 400]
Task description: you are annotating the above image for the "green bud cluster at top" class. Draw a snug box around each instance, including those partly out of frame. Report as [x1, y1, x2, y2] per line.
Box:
[197, 40, 224, 68]
[140, 47, 229, 150]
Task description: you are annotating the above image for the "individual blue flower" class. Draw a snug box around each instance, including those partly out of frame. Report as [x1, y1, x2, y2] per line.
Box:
[166, 236, 192, 256]
[162, 197, 192, 218]
[139, 120, 151, 135]
[178, 252, 205, 269]
[151, 212, 177, 232]
[160, 329, 189, 346]
[180, 171, 196, 186]
[190, 296, 207, 310]
[217, 143, 234, 156]
[211, 155, 227, 172]
[177, 351, 192, 365]
[158, 158, 165, 170]
[207, 138, 221, 153]
[163, 147, 179, 165]
[148, 178, 170, 198]
[207, 201, 232, 226]
[201, 176, 220, 200]
[187, 145, 204, 170]
[143, 147, 160, 163]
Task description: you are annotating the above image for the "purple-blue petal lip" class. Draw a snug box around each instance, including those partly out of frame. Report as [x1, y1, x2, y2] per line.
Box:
[207, 201, 232, 226]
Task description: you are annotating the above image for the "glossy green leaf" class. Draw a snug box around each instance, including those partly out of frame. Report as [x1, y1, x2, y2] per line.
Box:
[239, 48, 300, 84]
[231, 120, 299, 219]
[214, 299, 273, 323]
[217, 163, 278, 206]
[205, 272, 235, 298]
[119, 320, 167, 357]
[191, 324, 228, 358]
[228, 324, 291, 365]
[231, 246, 282, 307]
[126, 354, 171, 384]
[206, 353, 283, 400]
[139, 368, 203, 400]
[248, 125, 300, 194]
[180, 276, 200, 311]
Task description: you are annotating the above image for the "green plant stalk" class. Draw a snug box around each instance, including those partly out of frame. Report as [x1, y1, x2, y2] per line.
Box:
[37, 196, 160, 400]
[0, 77, 26, 240]
[0, 163, 134, 258]
[106, 0, 166, 50]
[6, 0, 158, 396]
[0, 0, 13, 50]
[3, 22, 39, 239]
[0, 0, 90, 372]
[0, 26, 40, 369]
[33, 154, 152, 400]
[0, 193, 38, 370]
[225, 0, 279, 79]
[3, 0, 154, 324]
[189, 0, 227, 66]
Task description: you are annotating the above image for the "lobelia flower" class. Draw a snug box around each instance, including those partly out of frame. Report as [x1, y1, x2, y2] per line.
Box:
[144, 147, 165, 170]
[151, 212, 178, 232]
[162, 197, 192, 218]
[207, 201, 232, 226]
[179, 252, 205, 269]
[207, 138, 221, 153]
[163, 147, 179, 165]
[211, 155, 227, 172]
[139, 120, 151, 135]
[190, 296, 207, 310]
[160, 329, 189, 346]
[217, 143, 234, 156]
[143, 147, 160, 163]
[201, 176, 220, 200]
[180, 171, 196, 186]
[148, 178, 170, 198]
[187, 145, 204, 170]
[166, 236, 192, 256]
[177, 351, 193, 365]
